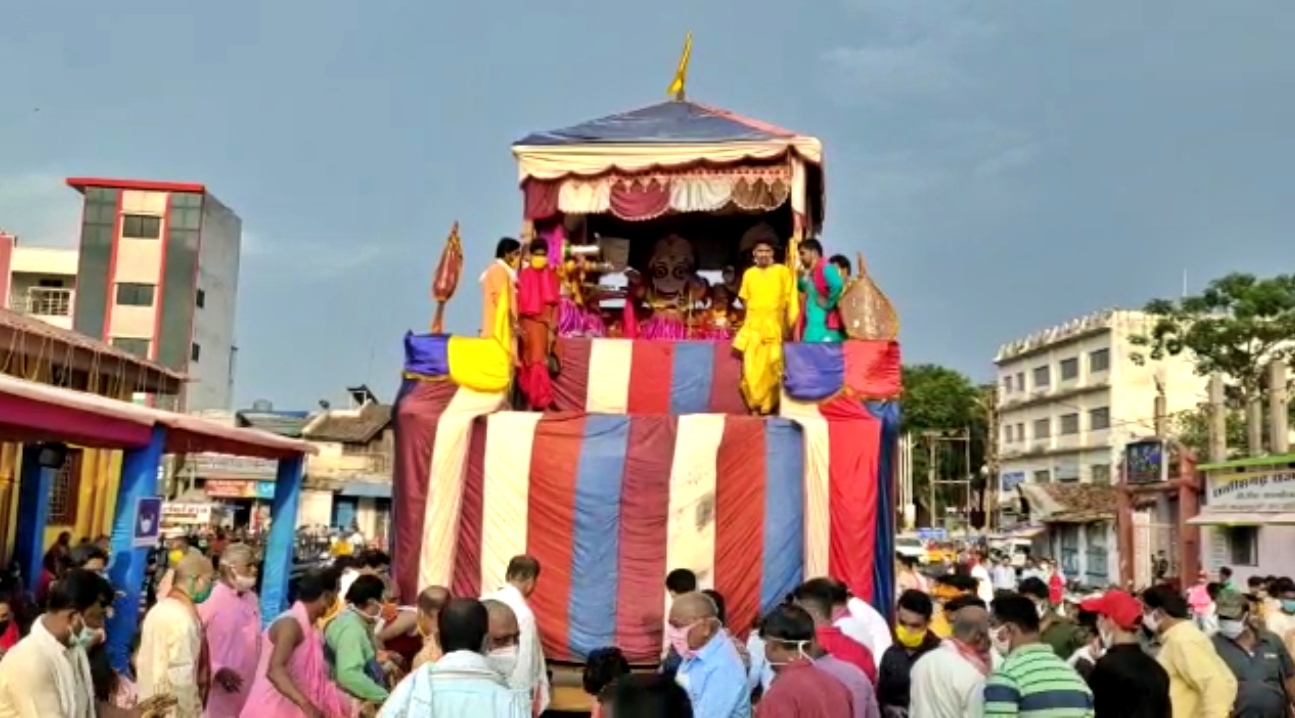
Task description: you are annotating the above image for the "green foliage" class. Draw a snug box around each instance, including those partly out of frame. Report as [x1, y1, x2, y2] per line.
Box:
[901, 364, 988, 523]
[1130, 273, 1295, 402]
[1166, 406, 1247, 460]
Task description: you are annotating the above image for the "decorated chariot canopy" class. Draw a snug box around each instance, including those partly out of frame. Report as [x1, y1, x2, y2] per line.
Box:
[512, 99, 826, 237]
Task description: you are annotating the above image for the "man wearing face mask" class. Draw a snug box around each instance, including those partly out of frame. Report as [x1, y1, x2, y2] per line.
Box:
[910, 595, 993, 718]
[757, 604, 853, 718]
[483, 555, 550, 715]
[198, 543, 260, 718]
[668, 591, 751, 718]
[138, 553, 217, 717]
[0, 569, 109, 717]
[876, 590, 939, 717]
[1140, 584, 1236, 718]
[1019, 577, 1085, 661]
[1210, 591, 1295, 718]
[1263, 577, 1295, 654]
[984, 594, 1093, 718]
[1079, 590, 1170, 718]
[323, 574, 390, 705]
[516, 240, 562, 410]
[482, 600, 522, 679]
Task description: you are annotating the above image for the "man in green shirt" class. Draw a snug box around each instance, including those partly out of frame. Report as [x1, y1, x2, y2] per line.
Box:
[324, 574, 391, 703]
[1020, 577, 1085, 660]
[985, 594, 1094, 718]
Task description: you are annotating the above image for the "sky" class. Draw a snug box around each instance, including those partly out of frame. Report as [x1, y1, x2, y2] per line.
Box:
[2, 0, 1292, 409]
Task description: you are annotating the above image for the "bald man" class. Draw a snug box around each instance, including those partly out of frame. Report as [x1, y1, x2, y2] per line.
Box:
[667, 592, 750, 718]
[139, 552, 215, 717]
[199, 543, 260, 718]
[483, 599, 522, 678]
[909, 596, 992, 718]
[409, 586, 450, 670]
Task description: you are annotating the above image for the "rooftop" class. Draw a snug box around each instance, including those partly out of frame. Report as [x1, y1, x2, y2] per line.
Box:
[303, 402, 391, 444]
[65, 177, 207, 195]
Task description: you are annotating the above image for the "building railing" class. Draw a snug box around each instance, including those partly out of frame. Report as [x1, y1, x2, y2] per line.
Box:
[10, 287, 73, 317]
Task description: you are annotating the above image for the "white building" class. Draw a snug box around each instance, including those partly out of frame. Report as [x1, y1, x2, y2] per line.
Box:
[3, 242, 79, 330]
[994, 309, 1207, 586]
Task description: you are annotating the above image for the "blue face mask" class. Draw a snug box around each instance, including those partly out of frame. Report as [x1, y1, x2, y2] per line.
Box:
[1281, 600, 1295, 615]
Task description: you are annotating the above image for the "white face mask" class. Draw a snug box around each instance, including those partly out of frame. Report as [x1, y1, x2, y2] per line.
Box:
[674, 669, 691, 692]
[767, 639, 811, 669]
[1143, 611, 1161, 633]
[1218, 619, 1246, 640]
[1035, 603, 1048, 619]
[1098, 629, 1112, 648]
[486, 645, 519, 678]
[991, 626, 1012, 656]
[233, 574, 257, 592]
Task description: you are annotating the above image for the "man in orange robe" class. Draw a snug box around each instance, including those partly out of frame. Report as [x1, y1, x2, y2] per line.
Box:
[480, 237, 521, 339]
[517, 240, 561, 409]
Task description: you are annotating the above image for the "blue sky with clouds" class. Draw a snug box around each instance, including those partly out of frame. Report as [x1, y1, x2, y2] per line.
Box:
[2, 0, 1291, 408]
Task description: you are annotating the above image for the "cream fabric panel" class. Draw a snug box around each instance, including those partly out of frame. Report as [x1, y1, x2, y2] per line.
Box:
[779, 394, 832, 580]
[513, 139, 823, 182]
[479, 412, 540, 593]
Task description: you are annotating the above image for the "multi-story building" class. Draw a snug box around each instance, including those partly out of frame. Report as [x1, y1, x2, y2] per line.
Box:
[1, 233, 78, 330]
[64, 178, 242, 411]
[994, 309, 1206, 586]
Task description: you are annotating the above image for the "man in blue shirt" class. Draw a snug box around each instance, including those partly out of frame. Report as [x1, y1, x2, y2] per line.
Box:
[668, 591, 751, 718]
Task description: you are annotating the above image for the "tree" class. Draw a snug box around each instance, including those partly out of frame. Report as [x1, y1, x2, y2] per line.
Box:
[1130, 272, 1295, 404]
[1165, 406, 1247, 460]
[900, 364, 987, 525]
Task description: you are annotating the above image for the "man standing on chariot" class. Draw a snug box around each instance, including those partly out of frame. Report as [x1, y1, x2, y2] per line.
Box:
[480, 237, 521, 340]
[732, 223, 798, 415]
[796, 238, 846, 343]
[516, 240, 561, 409]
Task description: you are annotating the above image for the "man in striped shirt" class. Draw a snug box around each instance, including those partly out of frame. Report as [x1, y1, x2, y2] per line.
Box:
[984, 594, 1094, 718]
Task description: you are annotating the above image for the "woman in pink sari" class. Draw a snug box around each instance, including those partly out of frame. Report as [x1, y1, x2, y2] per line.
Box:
[239, 568, 366, 718]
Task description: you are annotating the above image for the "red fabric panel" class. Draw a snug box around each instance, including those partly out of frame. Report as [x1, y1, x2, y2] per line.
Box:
[452, 416, 487, 599]
[820, 397, 881, 602]
[523, 179, 560, 220]
[609, 179, 671, 220]
[0, 397, 151, 449]
[843, 341, 902, 399]
[626, 342, 673, 414]
[708, 343, 747, 414]
[714, 416, 767, 640]
[0, 233, 13, 304]
[526, 413, 585, 659]
[613, 416, 675, 661]
[551, 338, 592, 412]
[392, 380, 460, 603]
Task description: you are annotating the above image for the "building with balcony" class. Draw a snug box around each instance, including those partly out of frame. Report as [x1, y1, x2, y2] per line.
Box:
[65, 178, 242, 412]
[0, 233, 78, 330]
[994, 309, 1206, 585]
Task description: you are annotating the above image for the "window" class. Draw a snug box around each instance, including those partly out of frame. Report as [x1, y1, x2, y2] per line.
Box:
[1033, 365, 1051, 388]
[1090, 464, 1112, 485]
[1015, 372, 1024, 390]
[1089, 348, 1110, 373]
[190, 343, 202, 362]
[121, 214, 162, 239]
[111, 337, 150, 357]
[1016, 423, 1025, 440]
[1003, 425, 1014, 443]
[1089, 407, 1111, 430]
[115, 283, 155, 306]
[1003, 376, 1013, 393]
[1060, 413, 1080, 434]
[48, 449, 84, 525]
[1033, 469, 1051, 484]
[195, 289, 206, 309]
[1226, 526, 1259, 566]
[1060, 357, 1079, 381]
[1033, 418, 1051, 439]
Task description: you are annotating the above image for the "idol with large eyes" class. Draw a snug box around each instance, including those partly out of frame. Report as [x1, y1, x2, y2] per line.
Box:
[646, 234, 697, 298]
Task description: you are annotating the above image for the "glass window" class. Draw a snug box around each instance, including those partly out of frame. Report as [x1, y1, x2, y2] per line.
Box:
[169, 192, 203, 209]
[1004, 425, 1014, 443]
[196, 289, 206, 309]
[1033, 418, 1051, 439]
[1033, 469, 1051, 484]
[1060, 358, 1079, 381]
[169, 207, 202, 230]
[121, 214, 162, 239]
[1090, 348, 1111, 373]
[1090, 407, 1111, 430]
[1227, 527, 1258, 566]
[111, 337, 151, 357]
[1090, 464, 1112, 485]
[191, 343, 202, 362]
[48, 450, 84, 525]
[115, 283, 156, 307]
[1003, 376, 1013, 393]
[1060, 413, 1079, 434]
[1033, 365, 1051, 388]
[86, 202, 116, 224]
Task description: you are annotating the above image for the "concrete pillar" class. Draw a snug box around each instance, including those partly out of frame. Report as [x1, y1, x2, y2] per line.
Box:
[13, 445, 53, 590]
[105, 426, 166, 672]
[1271, 361, 1289, 454]
[260, 454, 304, 624]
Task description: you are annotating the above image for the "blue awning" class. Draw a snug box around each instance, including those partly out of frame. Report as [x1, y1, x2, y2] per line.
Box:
[515, 100, 799, 146]
[339, 481, 390, 499]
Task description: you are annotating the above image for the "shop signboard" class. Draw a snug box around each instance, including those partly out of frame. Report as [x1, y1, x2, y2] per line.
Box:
[133, 497, 162, 547]
[205, 479, 278, 501]
[162, 502, 212, 524]
[1207, 468, 1295, 512]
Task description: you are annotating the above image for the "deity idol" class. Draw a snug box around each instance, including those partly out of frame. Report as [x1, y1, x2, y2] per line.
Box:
[624, 234, 702, 340]
[696, 285, 740, 341]
[557, 255, 607, 338]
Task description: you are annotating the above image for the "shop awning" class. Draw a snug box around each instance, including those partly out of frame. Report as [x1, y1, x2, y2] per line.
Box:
[339, 481, 391, 499]
[1187, 512, 1295, 526]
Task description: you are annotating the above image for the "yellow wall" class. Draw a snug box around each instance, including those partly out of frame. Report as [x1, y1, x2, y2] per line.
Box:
[0, 442, 124, 563]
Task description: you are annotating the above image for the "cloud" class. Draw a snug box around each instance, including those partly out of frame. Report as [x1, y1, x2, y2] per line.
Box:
[0, 172, 83, 247]
[821, 0, 998, 104]
[240, 229, 392, 281]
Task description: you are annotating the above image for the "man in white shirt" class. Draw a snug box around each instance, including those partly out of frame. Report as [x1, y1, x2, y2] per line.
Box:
[138, 553, 215, 717]
[822, 578, 893, 658]
[968, 551, 994, 604]
[482, 555, 550, 715]
[910, 596, 992, 718]
[0, 569, 107, 718]
[989, 556, 1017, 594]
[378, 598, 529, 718]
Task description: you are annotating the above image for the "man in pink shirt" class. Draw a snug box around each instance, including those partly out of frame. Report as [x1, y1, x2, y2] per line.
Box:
[198, 543, 261, 718]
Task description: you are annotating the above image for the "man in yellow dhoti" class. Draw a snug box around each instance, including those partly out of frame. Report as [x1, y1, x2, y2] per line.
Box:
[733, 224, 798, 415]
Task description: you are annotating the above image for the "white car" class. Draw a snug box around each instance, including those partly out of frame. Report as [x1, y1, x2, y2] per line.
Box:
[896, 537, 927, 564]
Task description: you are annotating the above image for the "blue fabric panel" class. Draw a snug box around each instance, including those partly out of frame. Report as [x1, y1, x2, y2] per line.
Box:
[783, 343, 846, 401]
[669, 341, 715, 415]
[761, 419, 805, 614]
[516, 101, 778, 146]
[868, 401, 900, 620]
[566, 415, 629, 658]
[403, 332, 450, 377]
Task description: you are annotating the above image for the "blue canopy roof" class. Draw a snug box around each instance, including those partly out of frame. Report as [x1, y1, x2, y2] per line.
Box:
[515, 100, 800, 146]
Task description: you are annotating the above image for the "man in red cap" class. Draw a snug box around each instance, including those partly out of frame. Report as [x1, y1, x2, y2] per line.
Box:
[1081, 590, 1171, 718]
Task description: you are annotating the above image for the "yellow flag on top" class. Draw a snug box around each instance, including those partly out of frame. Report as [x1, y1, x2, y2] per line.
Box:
[667, 32, 694, 100]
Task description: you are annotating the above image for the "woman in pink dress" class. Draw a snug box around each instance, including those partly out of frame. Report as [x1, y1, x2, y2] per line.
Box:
[239, 569, 364, 718]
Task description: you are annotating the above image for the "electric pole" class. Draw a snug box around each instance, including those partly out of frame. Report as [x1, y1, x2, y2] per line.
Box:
[923, 429, 974, 533]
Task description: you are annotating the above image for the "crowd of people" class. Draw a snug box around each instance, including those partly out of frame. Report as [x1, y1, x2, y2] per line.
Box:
[5, 534, 1295, 718]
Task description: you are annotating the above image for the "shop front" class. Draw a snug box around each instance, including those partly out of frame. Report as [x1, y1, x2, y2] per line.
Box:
[1191, 454, 1295, 583]
[204, 478, 276, 532]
